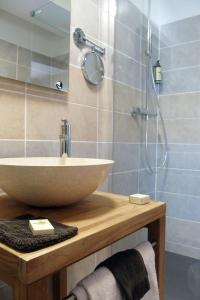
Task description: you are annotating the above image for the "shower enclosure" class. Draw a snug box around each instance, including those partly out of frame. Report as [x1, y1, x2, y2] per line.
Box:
[112, 0, 200, 299]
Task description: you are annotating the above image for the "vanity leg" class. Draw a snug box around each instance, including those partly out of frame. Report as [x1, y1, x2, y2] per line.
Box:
[148, 216, 165, 300]
[53, 268, 68, 300]
[13, 276, 50, 300]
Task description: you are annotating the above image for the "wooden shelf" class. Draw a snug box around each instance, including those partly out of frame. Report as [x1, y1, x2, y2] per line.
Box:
[0, 192, 166, 300]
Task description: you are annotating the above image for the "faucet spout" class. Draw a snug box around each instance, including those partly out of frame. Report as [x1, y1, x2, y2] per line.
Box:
[59, 119, 71, 157]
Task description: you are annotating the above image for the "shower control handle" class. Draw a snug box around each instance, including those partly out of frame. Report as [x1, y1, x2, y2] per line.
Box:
[131, 107, 157, 118]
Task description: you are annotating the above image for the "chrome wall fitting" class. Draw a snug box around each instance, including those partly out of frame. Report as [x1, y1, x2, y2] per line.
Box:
[131, 107, 157, 118]
[59, 119, 71, 157]
[73, 28, 105, 55]
[56, 81, 63, 90]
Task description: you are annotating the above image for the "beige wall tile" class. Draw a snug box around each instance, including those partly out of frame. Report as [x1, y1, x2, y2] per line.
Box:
[0, 77, 25, 93]
[67, 104, 97, 142]
[159, 119, 200, 144]
[101, 45, 114, 79]
[98, 173, 112, 192]
[141, 119, 157, 143]
[71, 142, 97, 158]
[99, 6, 115, 48]
[70, 33, 97, 68]
[27, 95, 97, 141]
[71, 0, 99, 39]
[95, 246, 112, 265]
[98, 142, 113, 160]
[26, 95, 67, 140]
[114, 81, 141, 114]
[114, 112, 140, 143]
[70, 34, 113, 80]
[98, 78, 113, 111]
[26, 141, 59, 157]
[67, 254, 96, 292]
[0, 90, 25, 139]
[26, 82, 68, 102]
[112, 229, 147, 254]
[98, 110, 113, 142]
[0, 39, 17, 62]
[0, 141, 24, 158]
[160, 92, 200, 119]
[69, 66, 98, 107]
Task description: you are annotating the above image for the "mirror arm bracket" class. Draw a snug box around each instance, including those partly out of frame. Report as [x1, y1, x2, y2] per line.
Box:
[73, 28, 105, 55]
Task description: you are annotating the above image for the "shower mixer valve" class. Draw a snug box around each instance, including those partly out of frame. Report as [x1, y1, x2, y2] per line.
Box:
[131, 107, 157, 118]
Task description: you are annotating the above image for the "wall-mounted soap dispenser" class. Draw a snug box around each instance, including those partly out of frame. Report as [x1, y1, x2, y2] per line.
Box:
[153, 60, 162, 84]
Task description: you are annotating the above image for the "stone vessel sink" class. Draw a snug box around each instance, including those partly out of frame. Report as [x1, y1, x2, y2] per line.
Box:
[0, 157, 114, 207]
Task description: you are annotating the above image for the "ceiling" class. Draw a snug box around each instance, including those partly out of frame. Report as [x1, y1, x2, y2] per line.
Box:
[130, 0, 200, 25]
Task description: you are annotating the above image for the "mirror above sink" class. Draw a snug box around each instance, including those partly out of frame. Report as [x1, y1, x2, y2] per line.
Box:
[0, 0, 70, 91]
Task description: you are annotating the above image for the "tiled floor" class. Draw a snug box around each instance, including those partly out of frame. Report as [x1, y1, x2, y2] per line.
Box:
[164, 252, 200, 300]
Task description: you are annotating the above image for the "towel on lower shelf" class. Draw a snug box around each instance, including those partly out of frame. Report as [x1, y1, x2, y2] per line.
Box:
[136, 242, 160, 300]
[70, 285, 88, 300]
[0, 214, 78, 252]
[71, 267, 122, 300]
[70, 242, 159, 300]
[96, 248, 150, 300]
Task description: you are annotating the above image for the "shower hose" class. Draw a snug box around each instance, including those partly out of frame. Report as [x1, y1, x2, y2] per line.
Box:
[144, 57, 168, 174]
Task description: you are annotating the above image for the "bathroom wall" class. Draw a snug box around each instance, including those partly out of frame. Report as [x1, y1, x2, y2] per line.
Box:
[0, 0, 115, 297]
[158, 15, 200, 259]
[110, 0, 159, 258]
[112, 0, 159, 199]
[0, 0, 168, 298]
[0, 0, 114, 181]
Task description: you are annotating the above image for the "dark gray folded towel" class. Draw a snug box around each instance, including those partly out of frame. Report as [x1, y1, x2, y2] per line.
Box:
[96, 249, 150, 300]
[0, 214, 78, 252]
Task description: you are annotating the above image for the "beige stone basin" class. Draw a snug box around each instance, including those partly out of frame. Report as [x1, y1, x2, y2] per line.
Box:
[0, 157, 114, 207]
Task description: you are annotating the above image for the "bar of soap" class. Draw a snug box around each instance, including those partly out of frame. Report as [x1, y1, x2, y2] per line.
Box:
[129, 194, 150, 205]
[29, 219, 55, 236]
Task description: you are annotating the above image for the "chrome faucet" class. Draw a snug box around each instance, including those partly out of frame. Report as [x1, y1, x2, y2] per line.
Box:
[59, 119, 71, 157]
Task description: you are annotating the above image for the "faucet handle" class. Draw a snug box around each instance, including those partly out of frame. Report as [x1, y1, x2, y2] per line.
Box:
[61, 119, 68, 125]
[61, 119, 71, 135]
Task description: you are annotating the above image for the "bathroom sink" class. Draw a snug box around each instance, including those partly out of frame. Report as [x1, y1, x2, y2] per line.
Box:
[0, 157, 114, 207]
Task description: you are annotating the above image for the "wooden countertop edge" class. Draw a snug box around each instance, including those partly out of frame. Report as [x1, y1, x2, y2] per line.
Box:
[19, 203, 166, 284]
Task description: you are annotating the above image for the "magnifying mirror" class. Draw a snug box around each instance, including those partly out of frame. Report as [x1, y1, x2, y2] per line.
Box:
[81, 51, 104, 85]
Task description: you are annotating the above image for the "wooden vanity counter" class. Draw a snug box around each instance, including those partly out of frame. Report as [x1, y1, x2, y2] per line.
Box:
[0, 192, 166, 300]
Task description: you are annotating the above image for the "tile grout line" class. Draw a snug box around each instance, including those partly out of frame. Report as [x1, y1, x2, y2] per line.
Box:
[137, 15, 143, 194]
[160, 38, 200, 50]
[162, 64, 200, 73]
[16, 46, 19, 80]
[95, 0, 101, 266]
[160, 90, 200, 97]
[70, 63, 144, 93]
[96, 2, 101, 161]
[156, 190, 200, 199]
[24, 84, 27, 157]
[155, 26, 162, 200]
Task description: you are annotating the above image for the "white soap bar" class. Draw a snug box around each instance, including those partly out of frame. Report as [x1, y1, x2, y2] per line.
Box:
[29, 219, 55, 236]
[129, 194, 150, 205]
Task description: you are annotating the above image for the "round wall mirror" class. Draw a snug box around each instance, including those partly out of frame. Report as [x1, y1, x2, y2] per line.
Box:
[81, 51, 104, 85]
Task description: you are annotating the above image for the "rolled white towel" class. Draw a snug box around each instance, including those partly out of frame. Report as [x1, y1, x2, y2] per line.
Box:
[71, 285, 88, 299]
[136, 242, 160, 300]
[72, 266, 122, 300]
